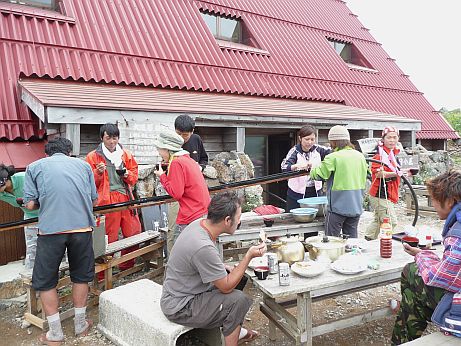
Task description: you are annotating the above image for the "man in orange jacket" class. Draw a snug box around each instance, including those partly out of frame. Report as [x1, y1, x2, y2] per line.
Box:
[86, 123, 141, 273]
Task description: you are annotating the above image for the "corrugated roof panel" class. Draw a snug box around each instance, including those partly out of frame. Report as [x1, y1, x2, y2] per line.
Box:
[0, 0, 457, 140]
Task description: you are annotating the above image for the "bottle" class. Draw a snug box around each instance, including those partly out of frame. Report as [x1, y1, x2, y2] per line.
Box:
[425, 235, 433, 249]
[380, 217, 393, 258]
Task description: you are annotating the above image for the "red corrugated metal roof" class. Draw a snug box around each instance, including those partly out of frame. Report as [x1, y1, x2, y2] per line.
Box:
[0, 142, 45, 170]
[0, 0, 458, 140]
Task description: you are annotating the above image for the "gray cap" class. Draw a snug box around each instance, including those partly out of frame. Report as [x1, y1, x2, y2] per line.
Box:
[154, 131, 184, 152]
[328, 125, 350, 141]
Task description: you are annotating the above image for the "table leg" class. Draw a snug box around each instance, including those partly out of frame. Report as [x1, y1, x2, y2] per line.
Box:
[297, 292, 312, 346]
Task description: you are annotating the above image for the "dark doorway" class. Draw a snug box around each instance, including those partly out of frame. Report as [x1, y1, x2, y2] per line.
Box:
[267, 134, 293, 209]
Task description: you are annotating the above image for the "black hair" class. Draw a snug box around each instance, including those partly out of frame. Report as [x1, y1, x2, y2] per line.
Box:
[207, 191, 242, 224]
[45, 137, 73, 156]
[99, 123, 120, 139]
[298, 125, 316, 139]
[0, 163, 16, 180]
[174, 114, 195, 133]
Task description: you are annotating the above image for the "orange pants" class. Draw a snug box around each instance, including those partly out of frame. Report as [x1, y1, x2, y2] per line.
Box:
[104, 191, 141, 272]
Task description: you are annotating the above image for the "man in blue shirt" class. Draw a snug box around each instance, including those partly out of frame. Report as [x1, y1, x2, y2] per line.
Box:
[23, 138, 98, 345]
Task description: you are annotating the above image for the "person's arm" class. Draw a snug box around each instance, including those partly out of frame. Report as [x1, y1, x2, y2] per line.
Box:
[213, 242, 267, 293]
[159, 161, 185, 200]
[197, 138, 208, 168]
[23, 166, 39, 210]
[415, 236, 461, 292]
[309, 154, 335, 180]
[86, 164, 99, 206]
[123, 151, 139, 186]
[85, 153, 104, 188]
[317, 145, 332, 160]
[281, 147, 298, 172]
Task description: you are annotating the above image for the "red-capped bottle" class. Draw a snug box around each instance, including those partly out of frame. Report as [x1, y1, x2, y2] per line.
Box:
[380, 217, 393, 258]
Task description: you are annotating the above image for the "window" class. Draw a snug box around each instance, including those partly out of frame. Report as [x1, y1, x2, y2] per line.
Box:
[1, 0, 58, 10]
[201, 12, 242, 44]
[327, 38, 375, 71]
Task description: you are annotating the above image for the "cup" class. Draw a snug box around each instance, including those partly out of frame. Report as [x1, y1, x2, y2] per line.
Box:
[254, 266, 269, 280]
[402, 236, 419, 248]
[116, 168, 126, 176]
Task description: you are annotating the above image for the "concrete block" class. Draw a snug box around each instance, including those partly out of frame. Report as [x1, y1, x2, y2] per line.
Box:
[98, 279, 192, 346]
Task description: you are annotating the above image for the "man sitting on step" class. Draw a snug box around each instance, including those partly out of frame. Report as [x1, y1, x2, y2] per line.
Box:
[160, 191, 266, 346]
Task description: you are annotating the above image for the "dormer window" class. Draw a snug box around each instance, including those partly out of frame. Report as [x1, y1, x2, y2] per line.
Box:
[327, 38, 375, 71]
[201, 12, 242, 44]
[1, 0, 58, 10]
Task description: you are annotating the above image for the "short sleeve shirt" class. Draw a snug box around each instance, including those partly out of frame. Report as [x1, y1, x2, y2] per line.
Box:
[160, 219, 227, 315]
[0, 172, 38, 220]
[23, 154, 98, 234]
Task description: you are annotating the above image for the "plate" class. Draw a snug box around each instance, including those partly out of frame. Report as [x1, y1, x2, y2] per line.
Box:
[248, 255, 268, 269]
[330, 261, 367, 275]
[291, 261, 325, 278]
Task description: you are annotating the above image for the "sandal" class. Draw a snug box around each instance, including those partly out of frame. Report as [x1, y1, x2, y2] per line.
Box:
[389, 299, 400, 314]
[238, 329, 259, 344]
[39, 333, 63, 346]
[76, 319, 93, 337]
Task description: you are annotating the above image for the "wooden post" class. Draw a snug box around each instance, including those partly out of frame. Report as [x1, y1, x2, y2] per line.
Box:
[297, 292, 312, 346]
[236, 127, 245, 152]
[64, 123, 81, 156]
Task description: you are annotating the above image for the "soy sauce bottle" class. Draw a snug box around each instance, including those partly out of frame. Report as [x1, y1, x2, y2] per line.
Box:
[379, 218, 393, 258]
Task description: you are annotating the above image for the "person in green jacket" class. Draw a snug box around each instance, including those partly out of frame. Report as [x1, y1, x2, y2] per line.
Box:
[309, 126, 368, 238]
[0, 164, 39, 272]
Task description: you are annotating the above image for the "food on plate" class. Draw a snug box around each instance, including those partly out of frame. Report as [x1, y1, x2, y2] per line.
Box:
[291, 261, 325, 277]
[294, 262, 311, 269]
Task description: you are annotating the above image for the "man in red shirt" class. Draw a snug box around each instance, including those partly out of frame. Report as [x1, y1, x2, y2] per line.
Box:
[154, 131, 210, 245]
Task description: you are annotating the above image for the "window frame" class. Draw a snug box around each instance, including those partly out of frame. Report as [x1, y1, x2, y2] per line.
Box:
[200, 11, 243, 44]
[1, 0, 58, 11]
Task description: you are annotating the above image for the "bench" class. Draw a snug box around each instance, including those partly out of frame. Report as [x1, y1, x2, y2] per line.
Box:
[404, 185, 436, 217]
[23, 231, 164, 330]
[98, 279, 223, 346]
[402, 331, 460, 345]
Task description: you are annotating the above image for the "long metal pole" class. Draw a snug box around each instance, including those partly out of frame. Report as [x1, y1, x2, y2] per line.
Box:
[0, 170, 308, 232]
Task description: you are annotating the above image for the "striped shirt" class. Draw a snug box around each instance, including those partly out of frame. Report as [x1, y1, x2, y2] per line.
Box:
[415, 236, 461, 292]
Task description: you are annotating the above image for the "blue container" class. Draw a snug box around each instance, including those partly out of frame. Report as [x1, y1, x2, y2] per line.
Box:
[297, 196, 328, 217]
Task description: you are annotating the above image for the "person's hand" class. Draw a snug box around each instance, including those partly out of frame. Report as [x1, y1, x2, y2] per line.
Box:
[154, 162, 164, 177]
[403, 243, 422, 256]
[123, 171, 129, 178]
[247, 242, 267, 259]
[96, 162, 106, 175]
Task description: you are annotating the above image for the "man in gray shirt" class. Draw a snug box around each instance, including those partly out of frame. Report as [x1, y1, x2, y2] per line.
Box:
[161, 191, 266, 345]
[24, 138, 98, 345]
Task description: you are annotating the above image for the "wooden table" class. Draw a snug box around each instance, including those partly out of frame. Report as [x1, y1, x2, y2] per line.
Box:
[248, 240, 442, 346]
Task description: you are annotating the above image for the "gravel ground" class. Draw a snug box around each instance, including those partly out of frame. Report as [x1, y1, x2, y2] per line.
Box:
[0, 204, 446, 345]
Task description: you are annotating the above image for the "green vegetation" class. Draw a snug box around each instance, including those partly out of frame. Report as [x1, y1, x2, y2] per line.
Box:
[440, 108, 461, 135]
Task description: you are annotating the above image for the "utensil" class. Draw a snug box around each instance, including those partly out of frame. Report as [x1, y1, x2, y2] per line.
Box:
[254, 266, 269, 280]
[290, 208, 318, 223]
[303, 235, 346, 262]
[297, 196, 328, 217]
[116, 168, 126, 176]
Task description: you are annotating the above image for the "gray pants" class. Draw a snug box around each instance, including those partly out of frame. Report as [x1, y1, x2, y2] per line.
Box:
[365, 196, 398, 240]
[165, 288, 252, 336]
[326, 212, 360, 238]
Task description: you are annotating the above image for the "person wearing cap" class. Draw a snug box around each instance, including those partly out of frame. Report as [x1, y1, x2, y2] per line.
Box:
[154, 130, 210, 246]
[365, 126, 406, 240]
[309, 125, 368, 238]
[0, 164, 39, 274]
[86, 123, 141, 275]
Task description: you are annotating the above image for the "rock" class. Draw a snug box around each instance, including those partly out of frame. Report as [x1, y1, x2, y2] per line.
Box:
[202, 165, 217, 179]
[27, 328, 32, 335]
[21, 320, 31, 329]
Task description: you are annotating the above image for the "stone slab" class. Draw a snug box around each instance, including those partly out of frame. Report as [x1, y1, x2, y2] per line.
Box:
[98, 279, 192, 346]
[403, 332, 460, 345]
